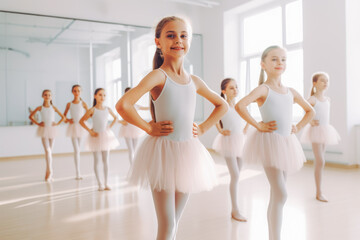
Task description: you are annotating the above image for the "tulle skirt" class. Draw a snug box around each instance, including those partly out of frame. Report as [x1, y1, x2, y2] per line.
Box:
[37, 126, 57, 139]
[84, 128, 119, 152]
[66, 123, 87, 138]
[119, 124, 145, 139]
[243, 128, 306, 173]
[212, 132, 245, 158]
[128, 136, 218, 193]
[300, 124, 340, 145]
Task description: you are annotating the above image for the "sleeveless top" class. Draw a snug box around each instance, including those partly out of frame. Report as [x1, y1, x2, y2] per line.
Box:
[153, 68, 196, 142]
[92, 107, 109, 133]
[221, 107, 244, 134]
[69, 102, 85, 123]
[40, 106, 55, 127]
[313, 98, 330, 125]
[259, 84, 293, 137]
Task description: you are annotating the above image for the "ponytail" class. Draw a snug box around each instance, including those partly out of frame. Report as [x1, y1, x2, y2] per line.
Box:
[310, 86, 316, 96]
[153, 48, 164, 70]
[258, 69, 265, 86]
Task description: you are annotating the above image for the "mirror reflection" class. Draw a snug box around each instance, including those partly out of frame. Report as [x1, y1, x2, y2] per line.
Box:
[0, 11, 203, 126]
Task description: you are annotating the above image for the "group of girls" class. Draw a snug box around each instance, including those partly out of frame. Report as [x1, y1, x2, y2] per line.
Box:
[29, 86, 145, 190]
[30, 15, 340, 240]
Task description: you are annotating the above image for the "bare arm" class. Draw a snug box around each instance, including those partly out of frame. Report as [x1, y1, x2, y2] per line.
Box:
[108, 108, 118, 128]
[29, 106, 43, 126]
[82, 101, 89, 112]
[79, 108, 97, 137]
[235, 85, 277, 132]
[116, 70, 173, 136]
[192, 75, 228, 135]
[63, 102, 71, 123]
[290, 88, 315, 132]
[306, 96, 318, 126]
[53, 106, 66, 125]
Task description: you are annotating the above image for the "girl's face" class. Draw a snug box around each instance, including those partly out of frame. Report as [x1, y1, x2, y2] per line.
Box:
[72, 86, 81, 97]
[42, 91, 52, 101]
[95, 90, 106, 104]
[222, 80, 238, 100]
[314, 75, 329, 91]
[261, 48, 287, 76]
[155, 20, 191, 59]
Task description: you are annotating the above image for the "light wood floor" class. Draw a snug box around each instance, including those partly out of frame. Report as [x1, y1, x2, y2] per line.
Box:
[1, 150, 360, 240]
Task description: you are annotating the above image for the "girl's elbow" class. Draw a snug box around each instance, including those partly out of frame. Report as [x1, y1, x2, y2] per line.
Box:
[115, 99, 126, 116]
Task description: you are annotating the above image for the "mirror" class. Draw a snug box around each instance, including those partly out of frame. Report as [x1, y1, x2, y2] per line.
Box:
[0, 11, 204, 126]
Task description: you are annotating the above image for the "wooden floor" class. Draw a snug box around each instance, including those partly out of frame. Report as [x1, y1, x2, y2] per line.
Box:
[1, 150, 360, 240]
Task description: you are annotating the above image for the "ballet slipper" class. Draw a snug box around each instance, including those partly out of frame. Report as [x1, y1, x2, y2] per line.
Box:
[231, 212, 247, 222]
[98, 187, 104, 191]
[316, 194, 328, 202]
[45, 171, 53, 182]
[104, 185, 111, 191]
[75, 176, 83, 180]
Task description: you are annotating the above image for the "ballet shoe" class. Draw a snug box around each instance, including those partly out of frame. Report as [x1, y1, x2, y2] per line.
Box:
[104, 185, 111, 191]
[75, 176, 83, 180]
[98, 187, 104, 191]
[316, 194, 328, 202]
[231, 213, 247, 222]
[45, 171, 53, 182]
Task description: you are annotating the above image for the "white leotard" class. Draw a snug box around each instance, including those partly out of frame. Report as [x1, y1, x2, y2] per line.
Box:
[153, 68, 196, 141]
[221, 107, 244, 134]
[40, 106, 55, 126]
[313, 98, 330, 125]
[259, 84, 293, 136]
[92, 108, 109, 133]
[69, 102, 85, 123]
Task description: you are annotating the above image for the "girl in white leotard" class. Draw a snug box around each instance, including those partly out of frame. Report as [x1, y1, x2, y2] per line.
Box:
[80, 88, 119, 191]
[212, 78, 247, 222]
[116, 16, 228, 240]
[236, 46, 314, 240]
[29, 89, 66, 181]
[301, 72, 340, 202]
[63, 85, 89, 180]
[119, 87, 148, 165]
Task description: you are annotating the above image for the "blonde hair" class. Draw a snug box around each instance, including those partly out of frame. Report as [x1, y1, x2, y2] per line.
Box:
[258, 45, 284, 86]
[310, 72, 329, 96]
[42, 89, 53, 105]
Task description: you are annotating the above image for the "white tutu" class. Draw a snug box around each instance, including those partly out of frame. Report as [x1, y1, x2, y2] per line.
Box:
[128, 136, 218, 193]
[119, 124, 145, 139]
[84, 128, 119, 151]
[212, 132, 244, 158]
[300, 124, 340, 145]
[37, 126, 57, 139]
[66, 123, 87, 138]
[243, 128, 306, 173]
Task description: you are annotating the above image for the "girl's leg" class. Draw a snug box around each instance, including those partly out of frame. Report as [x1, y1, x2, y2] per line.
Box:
[71, 138, 82, 179]
[125, 138, 134, 164]
[312, 143, 328, 202]
[152, 190, 176, 240]
[102, 150, 111, 190]
[224, 156, 247, 221]
[264, 167, 287, 240]
[173, 191, 190, 239]
[93, 151, 103, 190]
[41, 138, 54, 181]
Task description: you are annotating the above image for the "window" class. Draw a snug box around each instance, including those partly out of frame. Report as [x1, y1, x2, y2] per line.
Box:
[239, 0, 304, 119]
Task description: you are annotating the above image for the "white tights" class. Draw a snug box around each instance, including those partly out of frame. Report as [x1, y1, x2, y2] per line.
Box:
[71, 138, 82, 178]
[41, 138, 54, 179]
[312, 143, 326, 197]
[93, 150, 110, 189]
[152, 190, 190, 240]
[264, 167, 287, 240]
[125, 138, 138, 165]
[224, 156, 245, 217]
